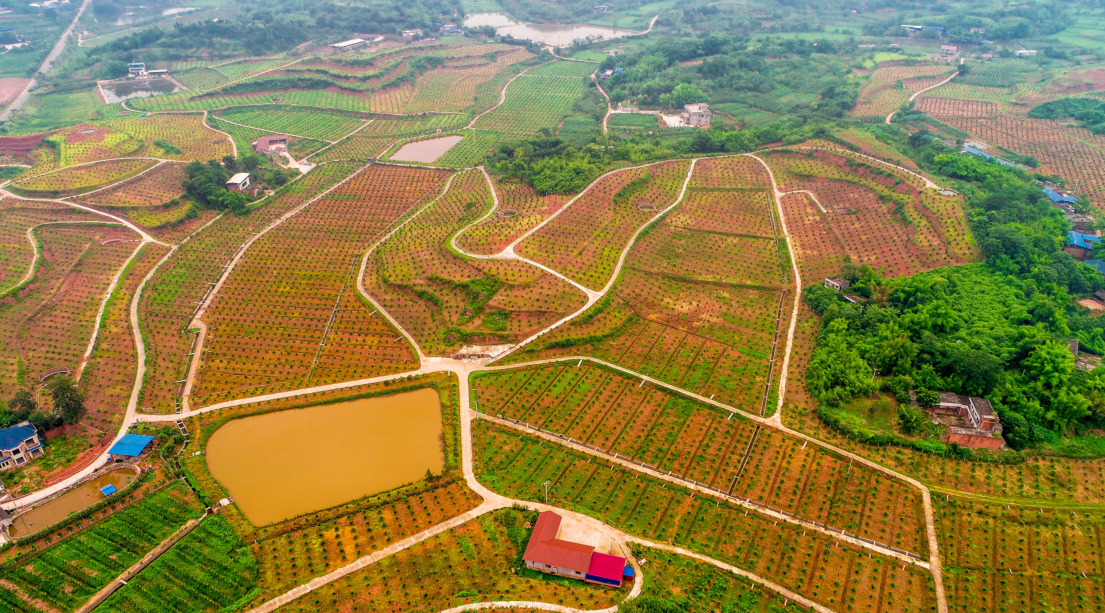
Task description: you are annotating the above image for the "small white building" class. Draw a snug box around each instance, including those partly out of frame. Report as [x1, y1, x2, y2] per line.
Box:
[331, 38, 367, 51]
[1015, 49, 1038, 56]
[401, 29, 423, 41]
[682, 103, 711, 127]
[226, 173, 251, 192]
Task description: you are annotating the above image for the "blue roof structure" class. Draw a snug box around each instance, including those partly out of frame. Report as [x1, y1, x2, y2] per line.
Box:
[963, 147, 1016, 167]
[614, 67, 624, 73]
[1045, 188, 1077, 204]
[108, 434, 155, 457]
[1069, 231, 1101, 249]
[1085, 259, 1105, 274]
[100, 484, 117, 496]
[0, 423, 36, 451]
[624, 566, 635, 577]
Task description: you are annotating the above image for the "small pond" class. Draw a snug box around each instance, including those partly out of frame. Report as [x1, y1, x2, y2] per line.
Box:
[463, 12, 641, 46]
[391, 135, 464, 163]
[100, 79, 182, 103]
[205, 388, 444, 526]
[8, 466, 138, 538]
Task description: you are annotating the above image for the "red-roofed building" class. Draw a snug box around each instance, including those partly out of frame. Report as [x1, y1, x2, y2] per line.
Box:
[523, 511, 627, 587]
[586, 551, 627, 587]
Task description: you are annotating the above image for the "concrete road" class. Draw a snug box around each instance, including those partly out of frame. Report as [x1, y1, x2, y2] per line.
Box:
[0, 0, 94, 122]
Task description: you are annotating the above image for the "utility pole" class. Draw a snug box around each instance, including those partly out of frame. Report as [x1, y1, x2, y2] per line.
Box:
[542, 480, 551, 504]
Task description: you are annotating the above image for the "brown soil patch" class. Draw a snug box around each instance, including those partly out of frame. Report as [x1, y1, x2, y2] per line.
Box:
[0, 77, 30, 105]
[0, 132, 47, 153]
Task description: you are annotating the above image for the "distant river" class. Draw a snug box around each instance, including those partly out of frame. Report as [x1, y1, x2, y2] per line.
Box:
[463, 12, 641, 46]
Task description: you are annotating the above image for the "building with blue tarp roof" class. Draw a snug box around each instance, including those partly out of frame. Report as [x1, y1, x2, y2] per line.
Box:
[1069, 231, 1101, 250]
[108, 434, 155, 458]
[962, 146, 1016, 167]
[100, 484, 117, 496]
[1084, 259, 1105, 275]
[1045, 188, 1077, 204]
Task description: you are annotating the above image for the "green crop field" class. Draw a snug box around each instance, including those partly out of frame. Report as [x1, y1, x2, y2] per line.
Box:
[0, 483, 203, 612]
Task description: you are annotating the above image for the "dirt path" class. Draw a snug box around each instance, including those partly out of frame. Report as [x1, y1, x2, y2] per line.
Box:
[466, 62, 552, 129]
[886, 69, 959, 125]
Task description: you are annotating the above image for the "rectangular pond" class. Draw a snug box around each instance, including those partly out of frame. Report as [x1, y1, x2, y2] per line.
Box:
[8, 466, 138, 538]
[390, 135, 465, 164]
[205, 388, 445, 526]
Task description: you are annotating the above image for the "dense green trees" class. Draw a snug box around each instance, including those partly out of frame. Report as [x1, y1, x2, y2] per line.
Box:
[1028, 97, 1105, 135]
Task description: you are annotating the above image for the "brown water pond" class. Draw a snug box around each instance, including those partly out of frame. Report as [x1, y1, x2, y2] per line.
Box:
[205, 388, 444, 526]
[8, 466, 138, 538]
[390, 135, 464, 163]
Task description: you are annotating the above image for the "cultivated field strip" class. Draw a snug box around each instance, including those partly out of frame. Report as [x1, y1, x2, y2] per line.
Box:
[918, 94, 1105, 211]
[471, 363, 928, 555]
[453, 178, 569, 256]
[516, 160, 692, 291]
[764, 150, 978, 281]
[192, 165, 448, 403]
[936, 496, 1105, 613]
[137, 163, 363, 413]
[364, 168, 587, 356]
[1, 225, 136, 397]
[473, 420, 938, 613]
[506, 156, 790, 412]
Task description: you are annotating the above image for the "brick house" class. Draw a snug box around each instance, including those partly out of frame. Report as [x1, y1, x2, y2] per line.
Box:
[912, 392, 1004, 449]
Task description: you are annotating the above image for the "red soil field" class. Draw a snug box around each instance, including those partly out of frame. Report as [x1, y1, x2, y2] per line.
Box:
[516, 160, 691, 291]
[765, 150, 978, 281]
[454, 178, 568, 256]
[192, 164, 447, 403]
[366, 168, 586, 356]
[138, 162, 363, 413]
[918, 96, 1105, 211]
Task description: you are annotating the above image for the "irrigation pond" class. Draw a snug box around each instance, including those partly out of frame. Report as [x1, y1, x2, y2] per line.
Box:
[205, 388, 445, 525]
[8, 466, 138, 538]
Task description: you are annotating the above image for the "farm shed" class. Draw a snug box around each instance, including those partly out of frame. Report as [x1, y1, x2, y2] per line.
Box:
[1045, 188, 1077, 204]
[523, 511, 628, 587]
[331, 38, 367, 50]
[1084, 259, 1105, 275]
[253, 135, 289, 154]
[0, 421, 43, 471]
[824, 277, 850, 291]
[586, 552, 627, 587]
[962, 146, 1015, 167]
[226, 172, 251, 192]
[1067, 231, 1100, 251]
[108, 433, 155, 459]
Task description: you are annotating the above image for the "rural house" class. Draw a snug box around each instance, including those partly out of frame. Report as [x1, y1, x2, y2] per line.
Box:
[682, 103, 711, 126]
[823, 277, 850, 291]
[940, 45, 958, 56]
[226, 172, 251, 192]
[401, 29, 423, 41]
[1066, 231, 1100, 258]
[912, 392, 1004, 450]
[253, 135, 289, 155]
[523, 511, 630, 587]
[0, 422, 43, 471]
